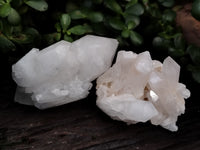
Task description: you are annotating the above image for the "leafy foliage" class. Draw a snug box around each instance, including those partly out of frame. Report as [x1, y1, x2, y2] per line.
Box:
[0, 0, 200, 83]
[0, 0, 47, 52]
[25, 0, 48, 11]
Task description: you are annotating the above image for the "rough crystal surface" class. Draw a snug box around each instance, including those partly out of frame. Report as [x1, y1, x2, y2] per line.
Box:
[96, 51, 190, 131]
[12, 35, 118, 109]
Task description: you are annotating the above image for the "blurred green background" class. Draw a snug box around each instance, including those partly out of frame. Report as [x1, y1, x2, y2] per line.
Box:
[0, 0, 200, 85]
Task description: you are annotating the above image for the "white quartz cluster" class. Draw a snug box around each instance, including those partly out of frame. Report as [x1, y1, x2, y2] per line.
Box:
[96, 51, 190, 131]
[12, 35, 118, 109]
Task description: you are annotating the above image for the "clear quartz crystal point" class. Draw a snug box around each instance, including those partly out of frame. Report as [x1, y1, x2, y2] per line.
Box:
[96, 51, 190, 132]
[12, 35, 118, 109]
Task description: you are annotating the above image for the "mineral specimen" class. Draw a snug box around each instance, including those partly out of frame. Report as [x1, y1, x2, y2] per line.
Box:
[12, 35, 118, 109]
[96, 51, 190, 131]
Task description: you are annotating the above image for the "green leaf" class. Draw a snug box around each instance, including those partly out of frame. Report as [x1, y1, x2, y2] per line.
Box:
[124, 14, 140, 27]
[7, 8, 21, 25]
[174, 33, 185, 49]
[55, 23, 61, 32]
[6, 0, 12, 3]
[0, 34, 15, 53]
[9, 28, 41, 50]
[104, 0, 122, 14]
[168, 47, 185, 58]
[153, 36, 172, 50]
[54, 33, 61, 41]
[25, 0, 48, 11]
[159, 30, 174, 40]
[159, 0, 174, 8]
[82, 24, 92, 32]
[68, 25, 92, 35]
[125, 0, 138, 9]
[125, 3, 144, 16]
[187, 45, 200, 65]
[130, 31, 143, 45]
[121, 29, 130, 38]
[117, 36, 130, 46]
[109, 17, 126, 30]
[162, 9, 176, 23]
[0, 0, 6, 5]
[142, 0, 149, 4]
[75, 9, 104, 23]
[60, 14, 71, 32]
[127, 21, 136, 30]
[0, 0, 12, 5]
[43, 33, 61, 45]
[64, 34, 73, 42]
[25, 27, 40, 37]
[148, 3, 161, 18]
[0, 3, 11, 17]
[152, 36, 163, 48]
[1, 19, 13, 36]
[87, 12, 103, 23]
[69, 10, 86, 19]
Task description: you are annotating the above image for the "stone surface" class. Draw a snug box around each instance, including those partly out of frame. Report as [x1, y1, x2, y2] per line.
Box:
[12, 35, 118, 109]
[96, 51, 190, 131]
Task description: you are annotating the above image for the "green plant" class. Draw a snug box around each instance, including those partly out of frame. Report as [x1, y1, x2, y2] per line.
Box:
[44, 0, 145, 47]
[0, 0, 200, 84]
[0, 0, 48, 52]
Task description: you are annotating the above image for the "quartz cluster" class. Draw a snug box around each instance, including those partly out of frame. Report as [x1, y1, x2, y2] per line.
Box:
[12, 34, 190, 131]
[96, 51, 190, 131]
[12, 35, 118, 109]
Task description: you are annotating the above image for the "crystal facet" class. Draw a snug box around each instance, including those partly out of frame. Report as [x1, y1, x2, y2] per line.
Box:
[12, 35, 118, 109]
[96, 51, 190, 131]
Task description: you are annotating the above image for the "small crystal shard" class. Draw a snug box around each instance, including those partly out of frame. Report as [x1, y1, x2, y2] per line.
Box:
[12, 35, 118, 109]
[96, 51, 190, 131]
